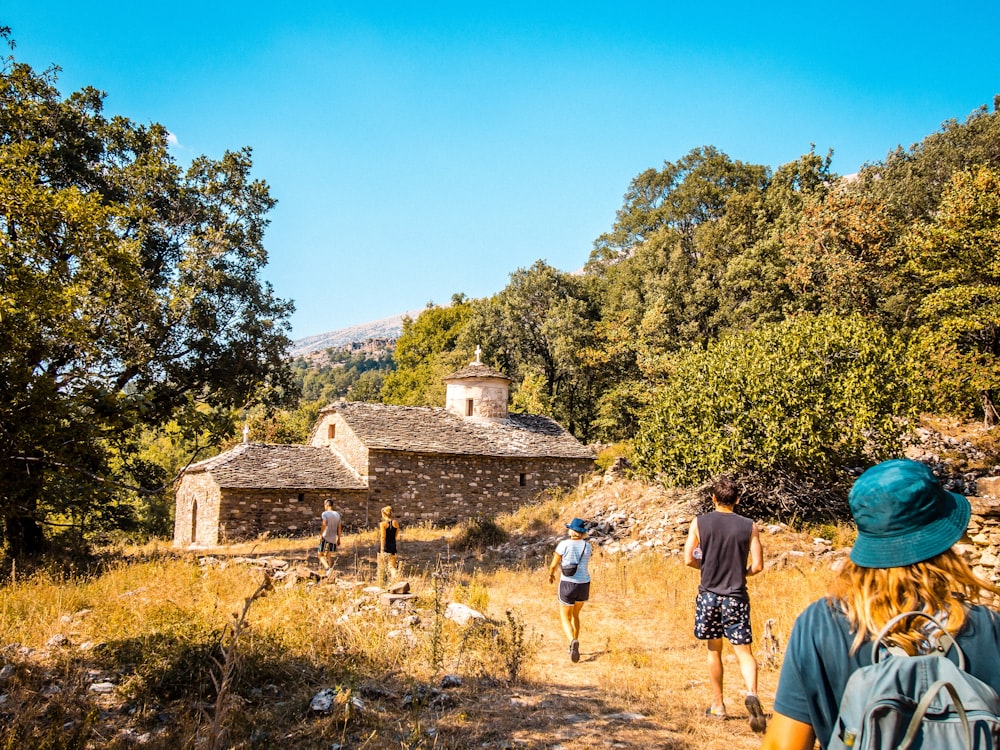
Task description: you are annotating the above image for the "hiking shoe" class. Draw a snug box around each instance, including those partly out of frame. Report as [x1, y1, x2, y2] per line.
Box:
[569, 639, 580, 663]
[704, 707, 727, 720]
[745, 694, 766, 733]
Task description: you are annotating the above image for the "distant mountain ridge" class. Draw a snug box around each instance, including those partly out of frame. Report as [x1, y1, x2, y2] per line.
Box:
[288, 310, 422, 357]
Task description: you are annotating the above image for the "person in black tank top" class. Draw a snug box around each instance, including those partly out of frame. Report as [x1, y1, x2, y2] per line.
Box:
[379, 505, 400, 580]
[684, 476, 767, 733]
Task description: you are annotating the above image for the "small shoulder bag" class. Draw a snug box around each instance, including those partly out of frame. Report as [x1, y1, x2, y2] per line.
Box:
[561, 541, 586, 576]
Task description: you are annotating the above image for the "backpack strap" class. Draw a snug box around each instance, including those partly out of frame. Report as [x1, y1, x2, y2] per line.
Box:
[871, 611, 966, 670]
[898, 679, 972, 750]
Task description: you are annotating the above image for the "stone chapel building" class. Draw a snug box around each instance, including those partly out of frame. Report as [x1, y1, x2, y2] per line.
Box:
[173, 356, 595, 546]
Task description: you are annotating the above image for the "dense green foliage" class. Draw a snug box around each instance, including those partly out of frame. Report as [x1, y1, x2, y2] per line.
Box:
[632, 314, 906, 485]
[291, 347, 395, 404]
[386, 101, 1000, 514]
[0, 34, 296, 554]
[380, 296, 474, 406]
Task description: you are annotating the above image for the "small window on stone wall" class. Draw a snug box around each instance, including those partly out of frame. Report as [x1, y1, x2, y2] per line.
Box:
[519, 473, 527, 487]
[466, 398, 474, 417]
[328, 424, 336, 439]
[297, 493, 304, 502]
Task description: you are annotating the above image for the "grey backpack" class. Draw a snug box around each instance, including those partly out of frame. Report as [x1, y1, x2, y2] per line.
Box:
[829, 611, 1000, 750]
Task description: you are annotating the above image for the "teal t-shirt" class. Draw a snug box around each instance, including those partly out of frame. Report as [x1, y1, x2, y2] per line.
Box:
[774, 599, 1000, 749]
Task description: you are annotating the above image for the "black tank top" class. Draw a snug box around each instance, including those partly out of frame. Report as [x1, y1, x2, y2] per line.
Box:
[383, 521, 397, 554]
[697, 510, 753, 598]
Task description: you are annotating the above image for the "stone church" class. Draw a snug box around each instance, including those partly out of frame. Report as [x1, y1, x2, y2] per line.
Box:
[173, 356, 595, 546]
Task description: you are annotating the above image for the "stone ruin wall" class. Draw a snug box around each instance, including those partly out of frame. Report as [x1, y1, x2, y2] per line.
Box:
[964, 476, 1000, 584]
[366, 451, 594, 526]
[217, 488, 369, 543]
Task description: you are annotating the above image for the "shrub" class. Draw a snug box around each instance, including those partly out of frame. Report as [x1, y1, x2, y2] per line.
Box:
[632, 313, 909, 515]
[455, 515, 508, 551]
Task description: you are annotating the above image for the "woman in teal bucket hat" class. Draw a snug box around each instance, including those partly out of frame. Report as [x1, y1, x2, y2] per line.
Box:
[760, 459, 1000, 750]
[548, 517, 592, 663]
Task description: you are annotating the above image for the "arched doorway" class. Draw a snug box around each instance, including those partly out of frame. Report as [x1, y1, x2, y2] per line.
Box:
[190, 498, 198, 545]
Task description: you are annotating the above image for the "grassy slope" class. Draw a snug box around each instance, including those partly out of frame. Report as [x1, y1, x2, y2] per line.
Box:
[0, 481, 838, 749]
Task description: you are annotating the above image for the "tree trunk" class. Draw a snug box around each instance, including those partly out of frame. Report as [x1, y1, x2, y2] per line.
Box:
[4, 514, 46, 557]
[2, 473, 47, 557]
[982, 390, 999, 429]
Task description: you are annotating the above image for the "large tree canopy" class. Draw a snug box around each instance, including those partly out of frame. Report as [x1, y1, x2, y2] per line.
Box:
[0, 36, 296, 555]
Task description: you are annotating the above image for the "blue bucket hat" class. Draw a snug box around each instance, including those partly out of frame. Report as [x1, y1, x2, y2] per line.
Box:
[565, 518, 588, 534]
[849, 459, 971, 568]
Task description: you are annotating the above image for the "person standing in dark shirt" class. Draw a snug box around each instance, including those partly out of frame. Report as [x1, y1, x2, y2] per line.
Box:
[684, 475, 766, 732]
[378, 505, 400, 580]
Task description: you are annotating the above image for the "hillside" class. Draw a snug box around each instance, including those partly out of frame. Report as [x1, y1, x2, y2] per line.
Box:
[288, 310, 424, 357]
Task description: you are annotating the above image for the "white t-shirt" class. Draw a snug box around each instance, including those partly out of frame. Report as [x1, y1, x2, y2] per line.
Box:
[321, 509, 342, 543]
[556, 538, 591, 582]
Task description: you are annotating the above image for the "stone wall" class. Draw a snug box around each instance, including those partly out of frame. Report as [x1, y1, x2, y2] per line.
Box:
[174, 472, 221, 546]
[311, 412, 370, 475]
[365, 450, 594, 525]
[965, 477, 1000, 584]
[217, 488, 369, 542]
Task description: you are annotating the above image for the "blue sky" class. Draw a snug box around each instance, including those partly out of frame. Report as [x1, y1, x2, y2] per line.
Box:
[5, 2, 999, 339]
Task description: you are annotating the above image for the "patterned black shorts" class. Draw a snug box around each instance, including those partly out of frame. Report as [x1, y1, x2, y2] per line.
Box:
[694, 590, 753, 644]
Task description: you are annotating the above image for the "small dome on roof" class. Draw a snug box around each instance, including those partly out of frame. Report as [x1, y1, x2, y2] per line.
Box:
[443, 345, 511, 382]
[444, 346, 510, 421]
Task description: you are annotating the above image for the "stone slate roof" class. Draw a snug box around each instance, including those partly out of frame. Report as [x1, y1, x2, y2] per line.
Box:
[325, 401, 594, 460]
[184, 443, 366, 490]
[444, 362, 511, 381]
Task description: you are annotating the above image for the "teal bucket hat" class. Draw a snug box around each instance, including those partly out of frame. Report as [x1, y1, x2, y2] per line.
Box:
[849, 458, 971, 568]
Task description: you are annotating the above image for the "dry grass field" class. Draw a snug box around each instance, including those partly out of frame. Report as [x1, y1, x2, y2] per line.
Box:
[0, 482, 843, 749]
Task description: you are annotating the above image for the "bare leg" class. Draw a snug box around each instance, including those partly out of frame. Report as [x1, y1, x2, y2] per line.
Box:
[707, 638, 726, 714]
[734, 642, 766, 732]
[732, 643, 759, 695]
[559, 602, 585, 639]
[570, 602, 584, 641]
[559, 603, 576, 642]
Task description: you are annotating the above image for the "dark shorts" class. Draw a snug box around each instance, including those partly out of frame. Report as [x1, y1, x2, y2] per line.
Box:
[559, 580, 591, 606]
[318, 540, 337, 553]
[694, 590, 753, 644]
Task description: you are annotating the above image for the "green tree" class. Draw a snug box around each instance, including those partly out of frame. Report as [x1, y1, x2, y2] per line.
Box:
[901, 166, 1000, 419]
[582, 149, 833, 438]
[381, 297, 473, 406]
[461, 262, 601, 438]
[0, 36, 295, 555]
[591, 146, 769, 263]
[245, 401, 321, 445]
[632, 314, 907, 514]
[292, 347, 394, 403]
[587, 147, 773, 372]
[856, 100, 1000, 227]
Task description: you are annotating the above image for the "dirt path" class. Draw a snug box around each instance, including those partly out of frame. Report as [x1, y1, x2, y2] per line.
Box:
[479, 561, 774, 749]
[207, 531, 777, 749]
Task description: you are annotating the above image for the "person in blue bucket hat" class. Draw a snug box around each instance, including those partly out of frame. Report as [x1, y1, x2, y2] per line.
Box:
[548, 517, 592, 663]
[761, 458, 1000, 749]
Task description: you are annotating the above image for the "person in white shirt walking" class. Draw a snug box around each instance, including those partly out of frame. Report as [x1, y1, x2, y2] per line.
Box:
[318, 499, 342, 576]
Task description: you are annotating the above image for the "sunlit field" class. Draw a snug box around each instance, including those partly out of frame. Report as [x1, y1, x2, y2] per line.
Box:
[0, 486, 838, 749]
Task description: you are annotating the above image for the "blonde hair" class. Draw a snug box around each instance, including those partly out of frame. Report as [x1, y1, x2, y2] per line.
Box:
[829, 548, 1000, 654]
[381, 505, 393, 518]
